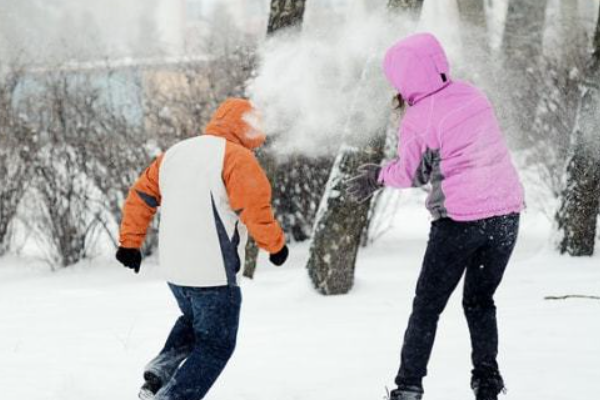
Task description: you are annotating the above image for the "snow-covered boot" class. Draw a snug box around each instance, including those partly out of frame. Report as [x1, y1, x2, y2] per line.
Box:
[138, 371, 162, 400]
[471, 373, 505, 400]
[388, 385, 424, 400]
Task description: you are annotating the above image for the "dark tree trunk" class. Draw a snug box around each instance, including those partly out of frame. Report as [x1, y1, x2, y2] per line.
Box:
[267, 0, 307, 35]
[243, 238, 260, 278]
[501, 0, 549, 140]
[307, 138, 385, 295]
[306, 0, 424, 295]
[556, 5, 600, 256]
[557, 142, 600, 256]
[244, 0, 308, 279]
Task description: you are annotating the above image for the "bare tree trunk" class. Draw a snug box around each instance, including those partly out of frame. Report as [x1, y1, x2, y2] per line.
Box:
[307, 138, 385, 295]
[267, 0, 307, 35]
[556, 5, 600, 256]
[306, 0, 424, 295]
[244, 0, 308, 279]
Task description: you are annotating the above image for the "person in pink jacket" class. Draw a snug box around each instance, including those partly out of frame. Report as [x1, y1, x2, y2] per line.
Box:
[347, 33, 525, 400]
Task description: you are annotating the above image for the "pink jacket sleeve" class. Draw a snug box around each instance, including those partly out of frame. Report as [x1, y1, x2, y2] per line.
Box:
[378, 124, 430, 189]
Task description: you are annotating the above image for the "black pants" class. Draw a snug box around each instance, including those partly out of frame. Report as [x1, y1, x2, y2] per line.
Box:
[396, 214, 519, 389]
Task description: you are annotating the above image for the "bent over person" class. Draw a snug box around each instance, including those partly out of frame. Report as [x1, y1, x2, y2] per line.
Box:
[347, 34, 524, 400]
[116, 98, 289, 400]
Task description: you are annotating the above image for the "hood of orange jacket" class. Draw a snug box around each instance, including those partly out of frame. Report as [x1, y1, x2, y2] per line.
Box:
[204, 98, 266, 150]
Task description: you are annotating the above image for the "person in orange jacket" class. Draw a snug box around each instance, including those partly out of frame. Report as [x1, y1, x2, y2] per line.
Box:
[115, 98, 288, 400]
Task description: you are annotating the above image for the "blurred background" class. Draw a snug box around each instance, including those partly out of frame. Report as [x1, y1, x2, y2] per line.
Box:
[0, 0, 599, 274]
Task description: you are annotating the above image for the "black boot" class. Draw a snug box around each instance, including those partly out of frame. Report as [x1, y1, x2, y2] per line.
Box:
[471, 372, 505, 400]
[389, 385, 424, 400]
[139, 371, 162, 400]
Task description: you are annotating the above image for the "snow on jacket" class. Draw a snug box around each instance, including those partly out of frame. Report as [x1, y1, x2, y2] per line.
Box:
[119, 98, 286, 287]
[379, 33, 525, 221]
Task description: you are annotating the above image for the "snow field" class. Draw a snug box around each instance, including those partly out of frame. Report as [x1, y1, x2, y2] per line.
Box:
[1, 194, 599, 400]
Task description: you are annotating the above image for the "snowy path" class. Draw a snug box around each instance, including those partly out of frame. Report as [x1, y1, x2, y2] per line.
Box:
[1, 203, 599, 400]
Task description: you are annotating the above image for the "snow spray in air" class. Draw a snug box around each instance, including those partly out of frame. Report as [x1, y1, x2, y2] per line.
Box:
[247, 7, 415, 158]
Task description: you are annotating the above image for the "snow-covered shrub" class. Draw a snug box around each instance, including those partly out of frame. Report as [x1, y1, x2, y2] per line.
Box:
[21, 72, 104, 267]
[79, 66, 158, 255]
[0, 65, 37, 255]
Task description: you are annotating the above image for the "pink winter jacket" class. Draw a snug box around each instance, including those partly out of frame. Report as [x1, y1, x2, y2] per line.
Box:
[379, 33, 525, 221]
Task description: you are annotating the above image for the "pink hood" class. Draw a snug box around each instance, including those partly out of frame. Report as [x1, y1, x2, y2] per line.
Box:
[384, 33, 451, 106]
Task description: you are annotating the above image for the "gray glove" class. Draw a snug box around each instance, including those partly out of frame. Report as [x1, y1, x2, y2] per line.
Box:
[345, 163, 383, 203]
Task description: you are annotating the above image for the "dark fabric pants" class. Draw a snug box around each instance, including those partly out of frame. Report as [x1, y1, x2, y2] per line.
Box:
[396, 214, 519, 389]
[146, 284, 242, 400]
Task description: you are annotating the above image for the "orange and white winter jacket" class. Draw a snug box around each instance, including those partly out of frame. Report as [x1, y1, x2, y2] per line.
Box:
[119, 98, 286, 287]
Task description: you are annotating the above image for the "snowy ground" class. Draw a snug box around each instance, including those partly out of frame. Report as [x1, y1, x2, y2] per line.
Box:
[1, 193, 599, 400]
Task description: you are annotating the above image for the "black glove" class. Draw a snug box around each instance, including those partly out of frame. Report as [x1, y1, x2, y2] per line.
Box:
[116, 247, 142, 274]
[345, 163, 383, 203]
[269, 245, 289, 267]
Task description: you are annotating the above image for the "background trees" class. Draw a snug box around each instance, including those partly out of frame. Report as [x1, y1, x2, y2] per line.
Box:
[500, 0, 549, 141]
[556, 5, 600, 256]
[0, 67, 36, 255]
[0, 10, 259, 267]
[0, 0, 599, 272]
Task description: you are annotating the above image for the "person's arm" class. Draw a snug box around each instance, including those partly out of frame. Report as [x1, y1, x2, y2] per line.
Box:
[119, 154, 164, 249]
[223, 143, 286, 255]
[379, 125, 431, 188]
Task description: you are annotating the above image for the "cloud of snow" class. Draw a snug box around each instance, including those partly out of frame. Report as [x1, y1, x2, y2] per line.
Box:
[247, 6, 416, 158]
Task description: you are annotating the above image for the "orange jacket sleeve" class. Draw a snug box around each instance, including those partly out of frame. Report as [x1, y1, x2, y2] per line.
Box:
[223, 142, 286, 254]
[119, 154, 164, 248]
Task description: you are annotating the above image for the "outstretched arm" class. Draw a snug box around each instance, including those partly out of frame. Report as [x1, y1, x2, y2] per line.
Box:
[379, 126, 431, 188]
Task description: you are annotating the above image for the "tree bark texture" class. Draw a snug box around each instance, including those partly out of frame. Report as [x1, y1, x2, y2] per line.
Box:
[307, 139, 385, 295]
[556, 5, 600, 256]
[267, 0, 307, 35]
[306, 0, 424, 295]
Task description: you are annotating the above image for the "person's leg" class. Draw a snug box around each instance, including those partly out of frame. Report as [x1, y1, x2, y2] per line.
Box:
[154, 286, 242, 400]
[144, 284, 196, 387]
[396, 219, 483, 390]
[462, 214, 519, 395]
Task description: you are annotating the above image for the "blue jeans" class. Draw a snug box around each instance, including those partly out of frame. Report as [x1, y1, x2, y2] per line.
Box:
[146, 284, 242, 400]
